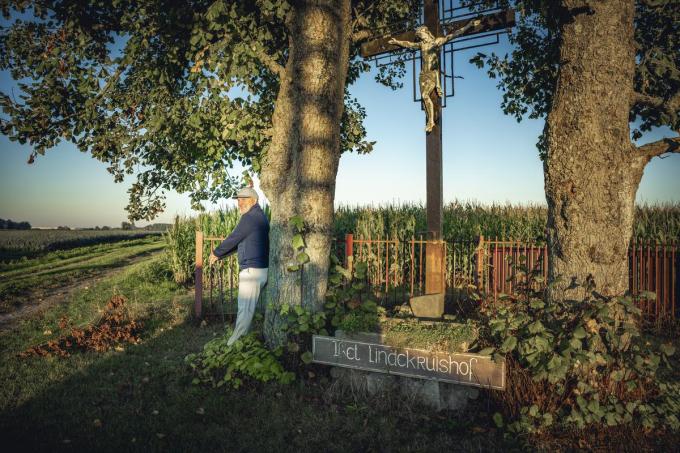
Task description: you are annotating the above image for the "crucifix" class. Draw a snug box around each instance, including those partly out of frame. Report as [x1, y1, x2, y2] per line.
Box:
[360, 1, 515, 316]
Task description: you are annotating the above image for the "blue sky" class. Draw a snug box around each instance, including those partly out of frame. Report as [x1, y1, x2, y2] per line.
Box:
[1, 34, 678, 228]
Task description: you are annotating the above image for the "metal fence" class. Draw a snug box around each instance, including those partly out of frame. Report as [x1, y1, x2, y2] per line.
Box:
[194, 231, 678, 324]
[335, 234, 678, 324]
[193, 232, 239, 319]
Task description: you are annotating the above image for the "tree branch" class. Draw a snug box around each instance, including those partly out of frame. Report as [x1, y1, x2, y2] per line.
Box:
[637, 136, 680, 161]
[634, 91, 680, 116]
[253, 46, 285, 78]
[229, 22, 285, 78]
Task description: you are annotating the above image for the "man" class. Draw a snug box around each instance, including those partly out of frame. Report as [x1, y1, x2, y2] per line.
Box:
[209, 187, 269, 346]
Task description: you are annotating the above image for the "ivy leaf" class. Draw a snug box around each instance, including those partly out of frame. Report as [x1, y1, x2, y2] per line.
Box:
[296, 252, 310, 264]
[479, 347, 495, 355]
[334, 265, 351, 279]
[660, 343, 675, 356]
[492, 412, 504, 428]
[292, 233, 305, 250]
[290, 215, 304, 232]
[301, 351, 313, 364]
[500, 336, 517, 353]
[573, 326, 587, 339]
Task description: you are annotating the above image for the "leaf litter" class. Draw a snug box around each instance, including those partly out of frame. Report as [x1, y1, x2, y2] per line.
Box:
[20, 295, 143, 357]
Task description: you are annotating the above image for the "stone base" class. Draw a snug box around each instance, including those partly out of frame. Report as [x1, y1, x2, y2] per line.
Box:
[409, 293, 444, 318]
[329, 367, 478, 411]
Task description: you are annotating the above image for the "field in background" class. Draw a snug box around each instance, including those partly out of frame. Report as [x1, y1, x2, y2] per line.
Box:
[0, 229, 163, 261]
[334, 201, 680, 243]
[0, 236, 165, 314]
[163, 202, 680, 287]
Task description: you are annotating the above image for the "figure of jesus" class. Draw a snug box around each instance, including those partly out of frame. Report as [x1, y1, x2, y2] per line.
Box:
[389, 20, 481, 132]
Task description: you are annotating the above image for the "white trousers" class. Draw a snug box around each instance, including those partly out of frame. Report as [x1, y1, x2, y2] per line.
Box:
[227, 267, 268, 346]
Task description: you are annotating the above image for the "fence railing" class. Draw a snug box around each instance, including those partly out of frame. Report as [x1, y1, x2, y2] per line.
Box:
[335, 234, 678, 324]
[194, 231, 678, 324]
[194, 232, 239, 319]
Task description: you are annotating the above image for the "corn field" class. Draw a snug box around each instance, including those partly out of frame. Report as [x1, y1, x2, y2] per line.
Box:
[166, 201, 680, 285]
[334, 201, 680, 243]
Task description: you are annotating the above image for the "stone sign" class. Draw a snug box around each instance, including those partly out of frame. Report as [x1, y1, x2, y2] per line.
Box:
[312, 335, 505, 390]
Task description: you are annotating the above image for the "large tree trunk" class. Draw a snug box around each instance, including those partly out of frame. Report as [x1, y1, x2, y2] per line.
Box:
[260, 0, 351, 347]
[545, 0, 642, 301]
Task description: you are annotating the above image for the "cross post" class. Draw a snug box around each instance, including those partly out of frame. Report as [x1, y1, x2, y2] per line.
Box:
[360, 1, 515, 314]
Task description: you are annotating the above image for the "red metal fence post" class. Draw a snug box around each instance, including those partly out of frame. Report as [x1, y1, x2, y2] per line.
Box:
[345, 233, 354, 275]
[194, 231, 203, 319]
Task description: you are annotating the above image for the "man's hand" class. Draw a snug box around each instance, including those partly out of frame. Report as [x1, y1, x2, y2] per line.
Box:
[388, 37, 398, 45]
[209, 252, 219, 266]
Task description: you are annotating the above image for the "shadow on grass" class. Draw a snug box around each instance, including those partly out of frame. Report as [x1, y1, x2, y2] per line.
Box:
[0, 317, 506, 453]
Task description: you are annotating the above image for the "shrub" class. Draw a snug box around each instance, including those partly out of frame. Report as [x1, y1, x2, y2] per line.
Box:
[139, 256, 174, 283]
[478, 279, 680, 433]
[185, 332, 294, 389]
[324, 258, 382, 333]
[164, 215, 196, 284]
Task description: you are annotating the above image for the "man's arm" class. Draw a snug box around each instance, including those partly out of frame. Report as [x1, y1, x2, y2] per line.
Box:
[212, 217, 250, 259]
[388, 38, 420, 49]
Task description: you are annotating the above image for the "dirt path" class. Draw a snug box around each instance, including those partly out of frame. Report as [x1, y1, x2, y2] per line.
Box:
[0, 250, 162, 332]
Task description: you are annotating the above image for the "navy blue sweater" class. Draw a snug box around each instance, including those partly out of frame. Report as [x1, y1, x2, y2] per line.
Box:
[213, 204, 270, 269]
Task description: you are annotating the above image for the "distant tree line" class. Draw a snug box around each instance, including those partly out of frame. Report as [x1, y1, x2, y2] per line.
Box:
[0, 218, 31, 230]
[120, 221, 170, 231]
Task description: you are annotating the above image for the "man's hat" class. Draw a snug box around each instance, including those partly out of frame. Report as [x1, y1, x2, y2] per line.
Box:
[233, 187, 259, 200]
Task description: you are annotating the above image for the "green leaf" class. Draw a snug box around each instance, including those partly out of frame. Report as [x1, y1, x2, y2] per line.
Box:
[577, 395, 587, 411]
[478, 347, 495, 355]
[287, 264, 300, 272]
[290, 215, 304, 232]
[529, 299, 545, 309]
[301, 351, 313, 364]
[660, 343, 676, 356]
[606, 413, 618, 426]
[296, 252, 310, 264]
[334, 265, 351, 279]
[501, 336, 517, 353]
[542, 413, 553, 426]
[292, 234, 304, 250]
[573, 326, 587, 339]
[528, 320, 545, 334]
[492, 412, 504, 428]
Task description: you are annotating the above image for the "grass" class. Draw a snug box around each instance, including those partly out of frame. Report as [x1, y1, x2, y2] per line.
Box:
[0, 236, 165, 313]
[379, 318, 479, 354]
[1, 250, 678, 451]
[0, 254, 510, 452]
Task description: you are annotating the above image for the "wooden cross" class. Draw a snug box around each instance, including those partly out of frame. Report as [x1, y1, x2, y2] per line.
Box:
[360, 1, 515, 309]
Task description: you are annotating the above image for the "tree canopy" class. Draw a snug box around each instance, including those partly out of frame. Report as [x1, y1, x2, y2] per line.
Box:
[1, 0, 418, 220]
[470, 0, 679, 157]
